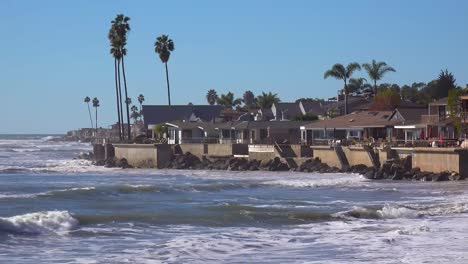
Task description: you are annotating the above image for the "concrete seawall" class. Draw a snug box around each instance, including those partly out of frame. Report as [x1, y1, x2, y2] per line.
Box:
[114, 144, 172, 168]
[109, 143, 468, 178]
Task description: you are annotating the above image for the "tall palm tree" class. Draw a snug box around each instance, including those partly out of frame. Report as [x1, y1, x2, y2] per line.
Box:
[216, 92, 242, 109]
[206, 89, 218, 105]
[111, 14, 132, 141]
[256, 92, 280, 109]
[362, 60, 396, 96]
[109, 18, 123, 140]
[84, 96, 94, 128]
[92, 97, 100, 134]
[154, 34, 175, 105]
[324, 62, 361, 115]
[243, 90, 256, 109]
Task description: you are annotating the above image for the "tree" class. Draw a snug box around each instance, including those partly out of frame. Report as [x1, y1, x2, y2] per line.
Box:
[347, 78, 372, 95]
[137, 94, 145, 120]
[293, 113, 318, 121]
[130, 105, 140, 123]
[108, 21, 123, 140]
[256, 92, 281, 109]
[84, 96, 94, 128]
[324, 62, 361, 115]
[401, 82, 425, 103]
[216, 92, 242, 109]
[206, 89, 218, 105]
[154, 34, 175, 106]
[362, 60, 396, 96]
[92, 98, 100, 133]
[448, 88, 462, 135]
[110, 14, 132, 141]
[369, 89, 400, 111]
[242, 90, 256, 109]
[434, 69, 456, 99]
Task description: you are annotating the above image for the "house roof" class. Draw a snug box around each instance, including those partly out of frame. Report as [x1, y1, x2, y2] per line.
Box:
[303, 110, 397, 129]
[392, 107, 427, 125]
[273, 103, 303, 120]
[429, 97, 448, 106]
[324, 97, 371, 112]
[143, 105, 223, 126]
[299, 100, 325, 116]
[166, 120, 310, 131]
[256, 108, 274, 121]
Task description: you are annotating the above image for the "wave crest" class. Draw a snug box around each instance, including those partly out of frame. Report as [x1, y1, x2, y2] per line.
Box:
[0, 211, 79, 234]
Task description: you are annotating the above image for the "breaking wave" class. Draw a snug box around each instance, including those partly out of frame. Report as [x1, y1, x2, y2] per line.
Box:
[336, 202, 468, 220]
[0, 211, 79, 235]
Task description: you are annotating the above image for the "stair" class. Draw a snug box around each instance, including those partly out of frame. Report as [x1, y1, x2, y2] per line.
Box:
[334, 145, 350, 171]
[274, 143, 298, 169]
[363, 145, 380, 168]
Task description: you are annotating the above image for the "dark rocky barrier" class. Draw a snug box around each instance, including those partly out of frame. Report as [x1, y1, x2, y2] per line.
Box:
[82, 151, 464, 181]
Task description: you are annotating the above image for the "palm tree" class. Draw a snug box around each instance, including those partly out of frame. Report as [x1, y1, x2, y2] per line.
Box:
[84, 96, 94, 128]
[256, 92, 280, 109]
[216, 92, 242, 109]
[130, 105, 140, 123]
[347, 78, 372, 95]
[137, 94, 145, 116]
[109, 17, 123, 140]
[154, 34, 175, 106]
[324, 63, 361, 115]
[362, 60, 396, 96]
[243, 90, 256, 109]
[111, 14, 132, 141]
[206, 89, 218, 105]
[92, 97, 100, 134]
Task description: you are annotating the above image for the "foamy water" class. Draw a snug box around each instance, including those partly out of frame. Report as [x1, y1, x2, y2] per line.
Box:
[1, 135, 468, 263]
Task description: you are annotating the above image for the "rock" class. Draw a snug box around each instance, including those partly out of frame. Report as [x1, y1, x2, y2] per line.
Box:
[449, 172, 465, 181]
[433, 171, 450, 182]
[363, 170, 375, 179]
[115, 158, 130, 169]
[391, 171, 403, 180]
[104, 157, 116, 168]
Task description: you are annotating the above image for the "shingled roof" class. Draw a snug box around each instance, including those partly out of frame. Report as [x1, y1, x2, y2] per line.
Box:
[143, 105, 223, 126]
[303, 110, 398, 129]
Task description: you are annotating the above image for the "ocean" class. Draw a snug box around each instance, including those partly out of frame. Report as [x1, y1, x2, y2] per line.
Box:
[0, 135, 467, 263]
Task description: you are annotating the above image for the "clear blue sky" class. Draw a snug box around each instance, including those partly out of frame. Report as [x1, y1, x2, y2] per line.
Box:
[1, 0, 467, 134]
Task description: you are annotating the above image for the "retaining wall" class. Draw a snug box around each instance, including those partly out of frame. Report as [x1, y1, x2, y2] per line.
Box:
[310, 146, 342, 169]
[114, 144, 172, 168]
[342, 146, 373, 167]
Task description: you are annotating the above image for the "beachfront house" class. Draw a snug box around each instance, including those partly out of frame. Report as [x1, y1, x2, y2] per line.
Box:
[395, 103, 447, 142]
[165, 121, 309, 145]
[300, 110, 399, 144]
[143, 105, 223, 137]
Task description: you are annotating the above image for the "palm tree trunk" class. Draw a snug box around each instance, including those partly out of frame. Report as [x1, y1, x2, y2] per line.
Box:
[121, 56, 132, 141]
[117, 59, 125, 140]
[139, 102, 143, 121]
[95, 107, 98, 135]
[344, 80, 348, 115]
[114, 59, 122, 141]
[374, 80, 377, 96]
[87, 103, 94, 129]
[165, 62, 171, 106]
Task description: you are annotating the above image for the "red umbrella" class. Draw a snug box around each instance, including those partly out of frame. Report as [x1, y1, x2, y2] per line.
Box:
[419, 129, 425, 140]
[439, 133, 443, 144]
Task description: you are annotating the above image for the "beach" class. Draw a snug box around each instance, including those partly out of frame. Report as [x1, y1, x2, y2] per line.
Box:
[1, 135, 468, 263]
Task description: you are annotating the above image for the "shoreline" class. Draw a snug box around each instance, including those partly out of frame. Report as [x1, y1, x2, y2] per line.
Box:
[83, 151, 464, 182]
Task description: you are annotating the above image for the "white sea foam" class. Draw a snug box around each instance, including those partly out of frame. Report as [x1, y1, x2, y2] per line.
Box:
[377, 204, 421, 219]
[264, 173, 366, 188]
[0, 211, 79, 234]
